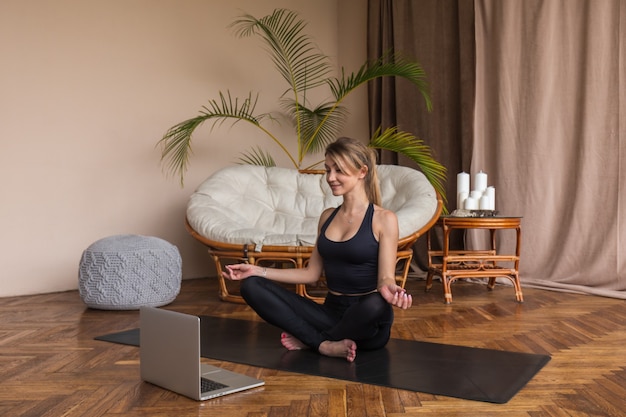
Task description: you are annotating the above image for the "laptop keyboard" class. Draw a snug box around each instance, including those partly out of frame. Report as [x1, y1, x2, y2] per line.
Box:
[201, 377, 228, 393]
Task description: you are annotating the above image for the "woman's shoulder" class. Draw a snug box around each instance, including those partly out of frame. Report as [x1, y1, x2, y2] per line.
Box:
[319, 206, 339, 225]
[372, 204, 397, 217]
[372, 204, 398, 227]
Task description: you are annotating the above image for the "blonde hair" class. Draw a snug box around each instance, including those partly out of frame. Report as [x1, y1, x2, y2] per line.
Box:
[325, 137, 381, 206]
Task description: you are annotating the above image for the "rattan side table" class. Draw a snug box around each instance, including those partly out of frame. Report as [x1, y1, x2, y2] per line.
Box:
[426, 216, 523, 304]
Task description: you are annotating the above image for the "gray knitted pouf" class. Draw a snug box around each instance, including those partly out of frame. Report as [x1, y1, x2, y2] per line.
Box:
[78, 235, 182, 310]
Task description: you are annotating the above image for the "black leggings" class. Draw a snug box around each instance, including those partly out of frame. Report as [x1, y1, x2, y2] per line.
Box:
[240, 275, 393, 351]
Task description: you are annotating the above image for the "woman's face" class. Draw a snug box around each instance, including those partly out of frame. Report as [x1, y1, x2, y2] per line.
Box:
[324, 155, 366, 196]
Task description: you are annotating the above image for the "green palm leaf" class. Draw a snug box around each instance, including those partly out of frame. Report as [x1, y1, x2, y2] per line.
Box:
[329, 53, 432, 111]
[369, 127, 448, 212]
[158, 91, 295, 185]
[231, 8, 334, 155]
[298, 102, 348, 156]
[236, 146, 277, 167]
[231, 9, 331, 93]
[158, 116, 205, 184]
[281, 98, 349, 159]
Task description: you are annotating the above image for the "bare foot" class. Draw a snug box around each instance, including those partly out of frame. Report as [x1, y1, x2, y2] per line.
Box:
[280, 332, 307, 350]
[318, 339, 357, 362]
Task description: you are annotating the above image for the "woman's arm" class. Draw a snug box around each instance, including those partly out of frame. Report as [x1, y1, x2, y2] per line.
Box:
[374, 207, 412, 309]
[223, 248, 323, 285]
[222, 208, 334, 285]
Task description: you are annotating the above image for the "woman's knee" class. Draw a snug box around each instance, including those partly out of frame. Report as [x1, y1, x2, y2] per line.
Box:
[361, 293, 391, 318]
[240, 275, 265, 301]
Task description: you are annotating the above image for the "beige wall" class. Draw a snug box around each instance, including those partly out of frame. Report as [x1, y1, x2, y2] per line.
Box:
[0, 0, 368, 297]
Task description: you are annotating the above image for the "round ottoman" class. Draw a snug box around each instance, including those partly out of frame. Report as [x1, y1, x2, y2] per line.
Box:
[78, 235, 182, 310]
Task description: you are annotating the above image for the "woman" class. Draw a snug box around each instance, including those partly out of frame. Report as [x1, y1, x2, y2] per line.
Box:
[223, 137, 412, 362]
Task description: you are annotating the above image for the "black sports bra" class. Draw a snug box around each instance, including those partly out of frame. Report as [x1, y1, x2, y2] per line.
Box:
[317, 203, 379, 294]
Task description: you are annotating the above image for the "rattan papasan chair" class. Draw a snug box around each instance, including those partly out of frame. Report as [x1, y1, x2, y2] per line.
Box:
[186, 164, 442, 303]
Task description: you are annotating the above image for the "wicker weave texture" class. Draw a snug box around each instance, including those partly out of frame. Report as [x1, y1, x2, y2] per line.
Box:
[78, 235, 181, 310]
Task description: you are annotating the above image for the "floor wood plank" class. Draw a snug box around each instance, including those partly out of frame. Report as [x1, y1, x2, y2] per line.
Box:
[0, 276, 624, 416]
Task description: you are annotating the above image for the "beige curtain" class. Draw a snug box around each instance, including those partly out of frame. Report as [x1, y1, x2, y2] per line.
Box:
[369, 0, 625, 298]
[473, 0, 625, 298]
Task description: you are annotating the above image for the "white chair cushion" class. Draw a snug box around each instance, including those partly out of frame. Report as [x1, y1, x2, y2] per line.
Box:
[377, 164, 438, 241]
[187, 164, 437, 251]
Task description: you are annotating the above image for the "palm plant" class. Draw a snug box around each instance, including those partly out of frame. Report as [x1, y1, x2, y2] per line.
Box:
[158, 8, 447, 206]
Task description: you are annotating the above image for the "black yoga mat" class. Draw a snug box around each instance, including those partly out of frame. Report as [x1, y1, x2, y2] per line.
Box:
[96, 316, 550, 404]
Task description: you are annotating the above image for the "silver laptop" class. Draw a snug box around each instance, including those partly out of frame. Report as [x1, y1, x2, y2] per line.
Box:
[140, 307, 264, 401]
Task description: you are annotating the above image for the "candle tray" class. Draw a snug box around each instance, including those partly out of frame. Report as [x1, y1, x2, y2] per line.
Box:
[450, 209, 499, 218]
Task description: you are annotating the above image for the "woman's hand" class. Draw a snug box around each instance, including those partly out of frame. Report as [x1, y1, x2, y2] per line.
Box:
[379, 283, 412, 309]
[222, 264, 258, 281]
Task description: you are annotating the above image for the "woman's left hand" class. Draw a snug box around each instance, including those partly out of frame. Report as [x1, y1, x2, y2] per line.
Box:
[222, 264, 256, 281]
[379, 284, 412, 309]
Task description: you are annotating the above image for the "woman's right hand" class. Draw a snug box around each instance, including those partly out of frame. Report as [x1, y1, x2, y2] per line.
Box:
[222, 264, 257, 281]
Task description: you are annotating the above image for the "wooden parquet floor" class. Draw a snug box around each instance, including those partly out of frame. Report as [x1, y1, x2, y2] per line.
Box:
[0, 276, 624, 417]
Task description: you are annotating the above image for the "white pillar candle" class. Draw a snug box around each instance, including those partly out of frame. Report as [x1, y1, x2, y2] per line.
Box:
[457, 191, 468, 210]
[486, 186, 495, 210]
[475, 170, 488, 192]
[464, 197, 478, 210]
[479, 194, 490, 210]
[457, 172, 470, 194]
[470, 190, 483, 200]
